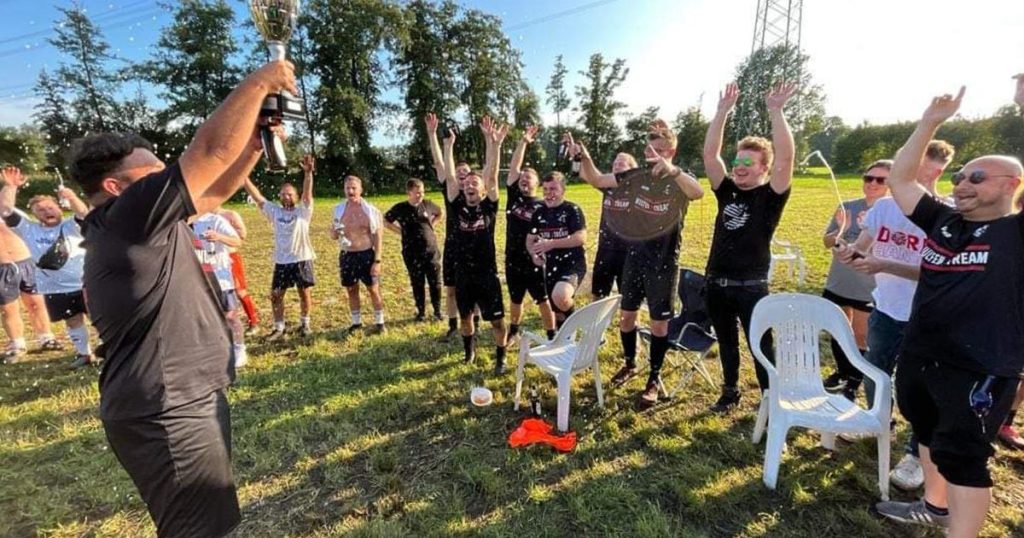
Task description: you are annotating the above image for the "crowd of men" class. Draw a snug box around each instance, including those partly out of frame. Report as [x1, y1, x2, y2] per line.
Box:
[1, 56, 1022, 537]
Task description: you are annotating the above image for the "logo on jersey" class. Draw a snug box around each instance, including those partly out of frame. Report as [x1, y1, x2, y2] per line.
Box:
[921, 239, 990, 272]
[634, 195, 672, 215]
[721, 202, 750, 230]
[459, 209, 489, 232]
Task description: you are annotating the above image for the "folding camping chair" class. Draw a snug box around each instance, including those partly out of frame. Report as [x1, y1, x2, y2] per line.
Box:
[638, 269, 718, 399]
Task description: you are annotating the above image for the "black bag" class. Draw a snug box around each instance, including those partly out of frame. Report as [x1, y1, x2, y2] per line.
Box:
[36, 227, 70, 271]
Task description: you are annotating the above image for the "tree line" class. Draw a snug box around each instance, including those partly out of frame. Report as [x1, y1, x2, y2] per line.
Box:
[3, 0, 1021, 195]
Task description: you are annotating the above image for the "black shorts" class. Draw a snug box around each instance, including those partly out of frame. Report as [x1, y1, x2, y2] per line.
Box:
[0, 259, 38, 305]
[102, 390, 240, 538]
[545, 265, 585, 297]
[506, 260, 547, 304]
[442, 243, 457, 287]
[43, 290, 88, 322]
[339, 249, 378, 287]
[822, 288, 873, 313]
[455, 271, 505, 321]
[621, 256, 677, 320]
[271, 260, 315, 290]
[895, 354, 1017, 488]
[591, 245, 627, 298]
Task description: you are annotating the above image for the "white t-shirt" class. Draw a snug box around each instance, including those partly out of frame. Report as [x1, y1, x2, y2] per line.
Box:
[331, 199, 382, 251]
[262, 201, 315, 264]
[7, 210, 85, 295]
[862, 197, 930, 321]
[192, 213, 238, 292]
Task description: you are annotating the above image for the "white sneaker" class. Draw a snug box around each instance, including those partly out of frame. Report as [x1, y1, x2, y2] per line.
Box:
[233, 345, 248, 369]
[890, 453, 924, 490]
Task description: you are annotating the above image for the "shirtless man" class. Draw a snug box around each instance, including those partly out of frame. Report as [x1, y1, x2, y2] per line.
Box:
[0, 220, 57, 362]
[332, 175, 385, 334]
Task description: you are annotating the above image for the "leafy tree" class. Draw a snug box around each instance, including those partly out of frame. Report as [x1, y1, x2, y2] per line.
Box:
[139, 0, 242, 142]
[805, 115, 848, 166]
[673, 106, 709, 174]
[0, 126, 48, 172]
[33, 68, 80, 166]
[621, 106, 660, 160]
[48, 4, 123, 133]
[575, 53, 628, 165]
[546, 54, 570, 128]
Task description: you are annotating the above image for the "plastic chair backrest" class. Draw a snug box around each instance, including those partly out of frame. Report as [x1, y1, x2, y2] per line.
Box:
[551, 295, 621, 371]
[748, 293, 854, 392]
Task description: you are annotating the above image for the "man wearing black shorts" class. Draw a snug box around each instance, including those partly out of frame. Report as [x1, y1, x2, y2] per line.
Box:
[505, 124, 556, 342]
[243, 154, 317, 339]
[591, 152, 639, 299]
[526, 171, 587, 328]
[574, 119, 704, 407]
[384, 178, 443, 321]
[701, 82, 797, 413]
[443, 116, 509, 374]
[872, 85, 1024, 537]
[333, 175, 386, 334]
[70, 60, 297, 537]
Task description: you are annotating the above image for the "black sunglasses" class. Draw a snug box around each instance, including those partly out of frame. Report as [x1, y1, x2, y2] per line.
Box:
[950, 170, 1016, 186]
[862, 174, 887, 185]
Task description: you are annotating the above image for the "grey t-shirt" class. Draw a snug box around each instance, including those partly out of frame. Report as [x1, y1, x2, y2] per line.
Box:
[824, 198, 876, 303]
[82, 162, 233, 421]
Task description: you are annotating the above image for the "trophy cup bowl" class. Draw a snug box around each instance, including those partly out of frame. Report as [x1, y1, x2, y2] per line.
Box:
[249, 0, 305, 172]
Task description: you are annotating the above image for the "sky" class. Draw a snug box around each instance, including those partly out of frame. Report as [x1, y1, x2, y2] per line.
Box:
[1, 0, 1022, 143]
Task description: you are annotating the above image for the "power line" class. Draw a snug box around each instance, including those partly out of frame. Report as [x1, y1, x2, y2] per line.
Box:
[0, 7, 168, 60]
[505, 0, 624, 31]
[0, 0, 158, 46]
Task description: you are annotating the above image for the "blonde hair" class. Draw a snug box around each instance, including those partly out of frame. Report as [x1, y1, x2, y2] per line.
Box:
[646, 119, 677, 149]
[737, 136, 774, 169]
[28, 195, 59, 209]
[925, 140, 955, 165]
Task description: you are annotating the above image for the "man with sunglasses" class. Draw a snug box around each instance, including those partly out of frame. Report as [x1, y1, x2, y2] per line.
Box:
[834, 140, 954, 491]
[69, 61, 296, 536]
[504, 125, 556, 343]
[872, 86, 1024, 537]
[701, 82, 797, 413]
[574, 120, 703, 407]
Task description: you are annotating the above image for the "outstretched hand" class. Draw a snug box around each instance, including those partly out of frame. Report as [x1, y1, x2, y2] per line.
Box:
[491, 122, 510, 145]
[0, 166, 26, 188]
[522, 124, 540, 144]
[765, 82, 798, 112]
[425, 112, 439, 133]
[718, 83, 740, 113]
[301, 153, 315, 174]
[921, 86, 965, 125]
[645, 144, 678, 178]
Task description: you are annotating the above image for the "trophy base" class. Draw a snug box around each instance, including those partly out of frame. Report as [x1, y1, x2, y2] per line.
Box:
[260, 93, 306, 122]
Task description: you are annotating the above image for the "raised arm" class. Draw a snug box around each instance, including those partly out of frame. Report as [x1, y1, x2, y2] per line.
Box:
[507, 125, 538, 186]
[569, 134, 617, 190]
[425, 113, 447, 184]
[1014, 73, 1024, 113]
[180, 61, 297, 211]
[483, 119, 508, 202]
[890, 88, 965, 216]
[300, 154, 314, 207]
[194, 127, 270, 212]
[443, 128, 460, 202]
[57, 186, 90, 220]
[645, 142, 704, 201]
[766, 82, 797, 194]
[0, 166, 25, 218]
[243, 177, 268, 209]
[703, 83, 739, 189]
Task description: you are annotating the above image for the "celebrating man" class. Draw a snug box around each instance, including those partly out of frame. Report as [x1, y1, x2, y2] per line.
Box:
[71, 60, 296, 537]
[575, 119, 704, 407]
[701, 82, 797, 413]
[526, 171, 587, 328]
[333, 175, 386, 334]
[0, 167, 90, 366]
[872, 85, 1023, 537]
[243, 154, 316, 339]
[384, 178, 443, 321]
[504, 125, 556, 342]
[443, 117, 509, 373]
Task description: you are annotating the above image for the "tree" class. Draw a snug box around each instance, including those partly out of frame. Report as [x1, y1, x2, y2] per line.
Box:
[728, 44, 825, 145]
[546, 54, 570, 128]
[33, 68, 80, 166]
[48, 3, 123, 133]
[0, 126, 48, 172]
[139, 0, 242, 143]
[673, 106, 710, 174]
[806, 115, 849, 166]
[575, 54, 628, 165]
[621, 106, 660, 159]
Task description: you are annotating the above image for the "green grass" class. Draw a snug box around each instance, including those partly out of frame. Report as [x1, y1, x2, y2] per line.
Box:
[2, 176, 1022, 537]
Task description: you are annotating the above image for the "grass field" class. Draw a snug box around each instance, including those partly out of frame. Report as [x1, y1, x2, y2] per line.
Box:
[1, 174, 1022, 537]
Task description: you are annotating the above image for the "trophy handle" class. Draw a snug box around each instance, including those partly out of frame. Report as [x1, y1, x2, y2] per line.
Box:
[260, 125, 288, 172]
[267, 41, 287, 62]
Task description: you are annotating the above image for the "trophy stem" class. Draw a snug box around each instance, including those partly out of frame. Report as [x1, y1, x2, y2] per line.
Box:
[267, 42, 287, 62]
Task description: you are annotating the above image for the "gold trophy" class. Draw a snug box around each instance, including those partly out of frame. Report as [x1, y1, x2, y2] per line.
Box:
[249, 0, 305, 172]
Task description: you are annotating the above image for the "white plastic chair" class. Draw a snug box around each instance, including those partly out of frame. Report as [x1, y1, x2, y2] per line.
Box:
[749, 293, 893, 500]
[514, 295, 621, 432]
[768, 238, 807, 286]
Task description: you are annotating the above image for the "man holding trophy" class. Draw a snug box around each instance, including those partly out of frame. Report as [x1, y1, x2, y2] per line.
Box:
[70, 2, 303, 535]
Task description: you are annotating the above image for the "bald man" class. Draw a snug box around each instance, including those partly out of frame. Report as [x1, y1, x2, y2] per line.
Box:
[332, 175, 385, 334]
[873, 84, 1024, 538]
